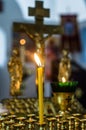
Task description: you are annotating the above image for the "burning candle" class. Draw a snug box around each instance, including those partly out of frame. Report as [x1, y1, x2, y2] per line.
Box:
[62, 77, 66, 83]
[34, 53, 44, 124]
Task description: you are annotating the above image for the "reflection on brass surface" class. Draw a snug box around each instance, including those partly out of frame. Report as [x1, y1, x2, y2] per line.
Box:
[13, 123, 25, 130]
[8, 48, 23, 96]
[72, 113, 81, 118]
[7, 114, 16, 121]
[16, 117, 26, 124]
[26, 114, 35, 120]
[58, 49, 71, 82]
[0, 112, 8, 118]
[4, 120, 14, 130]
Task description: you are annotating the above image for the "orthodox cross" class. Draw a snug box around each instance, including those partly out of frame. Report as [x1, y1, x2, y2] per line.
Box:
[13, 1, 62, 36]
[29, 0, 49, 25]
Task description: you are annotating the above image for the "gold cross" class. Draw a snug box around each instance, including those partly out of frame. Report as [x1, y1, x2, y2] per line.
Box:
[13, 1, 63, 35]
[29, 1, 50, 25]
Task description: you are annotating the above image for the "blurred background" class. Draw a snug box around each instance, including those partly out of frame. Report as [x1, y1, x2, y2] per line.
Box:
[0, 0, 86, 108]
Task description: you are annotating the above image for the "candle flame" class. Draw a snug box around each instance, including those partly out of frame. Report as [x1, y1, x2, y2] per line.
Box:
[34, 53, 41, 66]
[62, 77, 66, 82]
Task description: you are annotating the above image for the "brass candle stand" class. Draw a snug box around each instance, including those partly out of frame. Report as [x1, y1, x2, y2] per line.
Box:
[13, 123, 25, 130]
[80, 119, 86, 130]
[67, 116, 75, 130]
[26, 114, 36, 120]
[51, 49, 78, 118]
[47, 117, 56, 130]
[4, 120, 14, 130]
[1, 97, 86, 129]
[59, 119, 68, 130]
[36, 122, 46, 130]
[74, 117, 80, 129]
[53, 92, 73, 115]
[0, 117, 8, 129]
[52, 81, 78, 118]
[25, 119, 36, 130]
[15, 117, 26, 124]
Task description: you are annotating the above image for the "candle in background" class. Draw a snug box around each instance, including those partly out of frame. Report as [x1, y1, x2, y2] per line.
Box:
[62, 77, 66, 83]
[34, 53, 44, 124]
[20, 39, 26, 65]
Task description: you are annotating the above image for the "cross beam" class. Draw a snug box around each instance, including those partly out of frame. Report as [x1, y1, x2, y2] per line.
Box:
[13, 22, 62, 35]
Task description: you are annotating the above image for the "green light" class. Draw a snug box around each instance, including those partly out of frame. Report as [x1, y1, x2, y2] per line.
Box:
[58, 81, 78, 87]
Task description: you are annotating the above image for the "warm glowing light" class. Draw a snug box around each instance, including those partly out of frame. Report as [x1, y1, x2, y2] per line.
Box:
[58, 97, 62, 104]
[20, 39, 26, 45]
[62, 77, 66, 82]
[34, 53, 41, 66]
